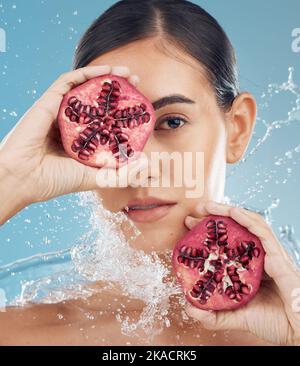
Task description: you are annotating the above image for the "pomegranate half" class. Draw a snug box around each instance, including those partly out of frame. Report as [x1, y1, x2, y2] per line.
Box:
[172, 215, 265, 311]
[57, 74, 156, 168]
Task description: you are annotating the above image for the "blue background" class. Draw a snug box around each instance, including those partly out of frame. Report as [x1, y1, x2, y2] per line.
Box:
[0, 0, 299, 266]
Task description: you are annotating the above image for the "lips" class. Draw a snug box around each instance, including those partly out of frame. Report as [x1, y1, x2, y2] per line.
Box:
[122, 197, 177, 223]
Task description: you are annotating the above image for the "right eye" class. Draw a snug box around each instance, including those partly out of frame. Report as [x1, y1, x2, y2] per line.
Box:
[155, 116, 187, 131]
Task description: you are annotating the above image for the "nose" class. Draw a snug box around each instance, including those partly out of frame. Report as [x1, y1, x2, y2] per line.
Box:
[132, 133, 161, 188]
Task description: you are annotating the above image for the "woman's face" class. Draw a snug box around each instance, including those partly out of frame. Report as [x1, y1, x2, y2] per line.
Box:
[89, 38, 229, 252]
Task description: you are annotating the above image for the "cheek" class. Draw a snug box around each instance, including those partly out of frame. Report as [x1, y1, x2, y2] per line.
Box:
[204, 123, 226, 166]
[201, 118, 227, 198]
[189, 115, 225, 148]
[177, 115, 226, 199]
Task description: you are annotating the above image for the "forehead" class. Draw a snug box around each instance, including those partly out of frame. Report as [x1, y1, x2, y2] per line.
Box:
[88, 38, 214, 103]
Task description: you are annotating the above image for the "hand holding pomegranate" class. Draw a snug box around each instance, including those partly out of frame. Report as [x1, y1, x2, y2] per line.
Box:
[182, 201, 300, 345]
[0, 65, 142, 224]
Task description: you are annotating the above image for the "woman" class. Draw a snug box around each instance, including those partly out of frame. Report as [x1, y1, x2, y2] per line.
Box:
[0, 0, 299, 346]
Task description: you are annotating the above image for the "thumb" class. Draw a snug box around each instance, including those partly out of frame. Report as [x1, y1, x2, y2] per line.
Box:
[185, 304, 247, 332]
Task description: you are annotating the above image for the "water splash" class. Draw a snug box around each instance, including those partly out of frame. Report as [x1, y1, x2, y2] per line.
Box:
[227, 67, 300, 181]
[70, 192, 182, 339]
[278, 225, 300, 267]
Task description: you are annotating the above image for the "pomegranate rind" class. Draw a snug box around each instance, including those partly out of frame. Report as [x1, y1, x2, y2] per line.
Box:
[57, 74, 156, 168]
[172, 215, 265, 311]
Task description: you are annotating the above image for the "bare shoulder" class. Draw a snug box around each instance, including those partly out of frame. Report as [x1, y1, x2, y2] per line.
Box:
[0, 301, 80, 345]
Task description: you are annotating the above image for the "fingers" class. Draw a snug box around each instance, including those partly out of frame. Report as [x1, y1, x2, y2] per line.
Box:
[184, 215, 202, 230]
[195, 200, 292, 264]
[13, 65, 111, 143]
[184, 199, 208, 230]
[16, 65, 140, 142]
[50, 65, 112, 96]
[196, 200, 262, 224]
[195, 200, 273, 253]
[110, 65, 140, 86]
[110, 65, 130, 78]
[185, 303, 246, 332]
[38, 65, 113, 133]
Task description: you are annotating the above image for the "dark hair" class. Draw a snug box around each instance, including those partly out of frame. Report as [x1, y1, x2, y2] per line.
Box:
[74, 0, 240, 110]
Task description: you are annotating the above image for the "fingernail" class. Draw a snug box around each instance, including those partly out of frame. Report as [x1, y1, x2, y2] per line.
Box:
[92, 64, 110, 71]
[185, 215, 197, 228]
[185, 215, 193, 224]
[131, 75, 140, 84]
[112, 66, 130, 75]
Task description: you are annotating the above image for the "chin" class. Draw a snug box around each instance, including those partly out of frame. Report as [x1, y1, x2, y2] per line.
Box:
[136, 220, 188, 253]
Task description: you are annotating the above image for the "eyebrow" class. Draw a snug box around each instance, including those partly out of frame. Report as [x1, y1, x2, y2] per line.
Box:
[152, 94, 195, 110]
